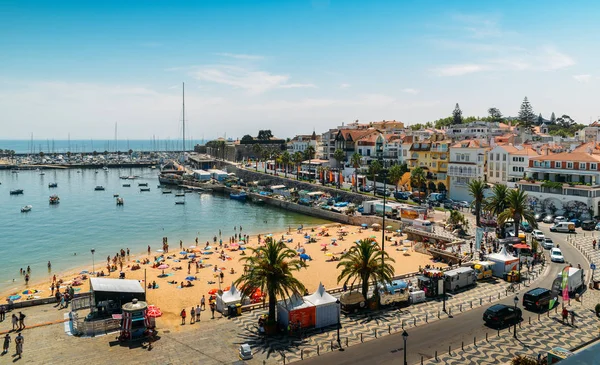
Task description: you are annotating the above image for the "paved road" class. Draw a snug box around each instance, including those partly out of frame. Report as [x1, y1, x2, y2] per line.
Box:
[301, 224, 588, 365]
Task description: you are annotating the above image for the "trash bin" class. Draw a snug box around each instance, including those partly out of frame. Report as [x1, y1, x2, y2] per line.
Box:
[228, 304, 237, 317]
[236, 303, 242, 316]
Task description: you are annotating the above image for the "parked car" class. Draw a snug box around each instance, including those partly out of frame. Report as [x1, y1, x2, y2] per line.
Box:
[542, 215, 555, 224]
[359, 185, 373, 192]
[520, 222, 533, 233]
[411, 196, 422, 204]
[554, 216, 567, 224]
[458, 201, 470, 208]
[534, 213, 543, 222]
[542, 237, 554, 250]
[375, 188, 391, 197]
[582, 220, 596, 231]
[595, 222, 600, 231]
[532, 230, 545, 241]
[522, 288, 552, 312]
[550, 248, 565, 263]
[483, 304, 522, 328]
[569, 218, 582, 228]
[394, 191, 410, 200]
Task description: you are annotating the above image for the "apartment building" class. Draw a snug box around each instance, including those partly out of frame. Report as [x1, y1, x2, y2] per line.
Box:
[487, 144, 540, 187]
[447, 139, 489, 202]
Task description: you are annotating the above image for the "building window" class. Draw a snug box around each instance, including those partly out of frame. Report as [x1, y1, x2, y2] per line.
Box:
[490, 154, 494, 161]
[555, 162, 561, 168]
[579, 162, 586, 170]
[496, 171, 499, 178]
[496, 153, 500, 161]
[358, 149, 362, 155]
[567, 162, 573, 169]
[490, 162, 494, 170]
[503, 154, 507, 161]
[367, 150, 370, 156]
[592, 163, 597, 170]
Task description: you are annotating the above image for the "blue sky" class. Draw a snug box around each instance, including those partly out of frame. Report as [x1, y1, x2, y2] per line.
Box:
[0, 0, 598, 139]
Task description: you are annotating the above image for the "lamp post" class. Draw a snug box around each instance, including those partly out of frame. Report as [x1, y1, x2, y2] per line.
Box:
[402, 330, 408, 365]
[91, 248, 96, 275]
[379, 169, 388, 266]
[335, 299, 341, 349]
[513, 295, 518, 339]
[442, 276, 447, 312]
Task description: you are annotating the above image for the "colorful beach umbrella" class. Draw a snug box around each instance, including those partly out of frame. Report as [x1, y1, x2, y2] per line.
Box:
[156, 249, 164, 253]
[325, 253, 333, 257]
[8, 295, 21, 301]
[146, 306, 162, 318]
[361, 224, 368, 228]
[157, 264, 169, 269]
[299, 253, 310, 260]
[208, 288, 219, 295]
[22, 289, 37, 295]
[223, 286, 231, 291]
[331, 238, 337, 242]
[180, 251, 187, 255]
[189, 245, 196, 249]
[320, 243, 328, 247]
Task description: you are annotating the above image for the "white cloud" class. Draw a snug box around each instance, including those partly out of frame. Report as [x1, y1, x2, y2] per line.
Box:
[435, 64, 487, 76]
[401, 88, 419, 94]
[214, 53, 264, 61]
[339, 83, 351, 89]
[190, 65, 315, 94]
[573, 74, 592, 83]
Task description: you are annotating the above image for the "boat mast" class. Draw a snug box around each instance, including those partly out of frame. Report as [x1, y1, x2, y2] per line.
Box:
[182, 82, 185, 152]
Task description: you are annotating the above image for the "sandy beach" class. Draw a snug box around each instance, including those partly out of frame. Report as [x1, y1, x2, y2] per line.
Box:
[2, 223, 445, 330]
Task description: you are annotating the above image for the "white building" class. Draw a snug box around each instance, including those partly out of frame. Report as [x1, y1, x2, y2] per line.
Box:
[445, 121, 512, 141]
[447, 140, 489, 202]
[487, 144, 540, 188]
[287, 132, 320, 156]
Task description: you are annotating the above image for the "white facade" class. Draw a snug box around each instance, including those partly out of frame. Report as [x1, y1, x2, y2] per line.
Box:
[448, 143, 487, 202]
[487, 145, 537, 187]
[445, 121, 511, 141]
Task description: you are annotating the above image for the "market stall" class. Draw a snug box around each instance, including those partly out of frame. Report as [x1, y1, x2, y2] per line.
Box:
[486, 246, 519, 279]
[304, 283, 339, 329]
[216, 283, 243, 315]
[277, 293, 315, 329]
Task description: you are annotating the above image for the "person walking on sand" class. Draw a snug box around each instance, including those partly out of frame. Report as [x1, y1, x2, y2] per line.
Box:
[15, 333, 23, 359]
[11, 314, 18, 331]
[148, 245, 151, 255]
[0, 305, 5, 322]
[2, 334, 10, 354]
[180, 309, 186, 325]
[201, 295, 206, 310]
[180, 240, 183, 250]
[196, 305, 201, 322]
[190, 307, 195, 324]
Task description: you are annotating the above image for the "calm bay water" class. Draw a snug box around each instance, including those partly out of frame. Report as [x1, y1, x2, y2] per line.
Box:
[0, 168, 328, 292]
[0, 139, 207, 154]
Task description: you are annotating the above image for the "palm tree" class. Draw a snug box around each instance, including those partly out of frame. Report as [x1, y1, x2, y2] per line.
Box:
[498, 189, 537, 238]
[235, 238, 307, 324]
[292, 151, 304, 180]
[410, 167, 426, 199]
[468, 179, 486, 227]
[369, 160, 382, 195]
[337, 239, 395, 300]
[388, 164, 402, 196]
[281, 151, 291, 178]
[252, 144, 262, 171]
[351, 152, 362, 192]
[261, 149, 271, 173]
[333, 148, 345, 188]
[486, 184, 509, 216]
[304, 146, 316, 180]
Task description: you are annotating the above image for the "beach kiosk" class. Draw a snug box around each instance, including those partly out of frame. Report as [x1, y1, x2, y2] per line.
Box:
[119, 298, 150, 341]
[304, 283, 339, 329]
[277, 293, 315, 330]
[216, 283, 243, 316]
[89, 278, 145, 315]
[486, 246, 519, 279]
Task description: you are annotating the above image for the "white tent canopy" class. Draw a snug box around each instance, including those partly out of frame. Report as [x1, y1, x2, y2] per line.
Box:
[277, 293, 315, 328]
[304, 283, 339, 329]
[487, 246, 519, 278]
[216, 283, 243, 313]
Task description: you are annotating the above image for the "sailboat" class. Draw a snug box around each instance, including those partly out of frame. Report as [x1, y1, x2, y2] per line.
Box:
[158, 81, 187, 186]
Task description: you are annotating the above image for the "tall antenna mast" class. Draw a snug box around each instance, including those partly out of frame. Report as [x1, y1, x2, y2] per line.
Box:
[182, 82, 185, 152]
[114, 122, 118, 152]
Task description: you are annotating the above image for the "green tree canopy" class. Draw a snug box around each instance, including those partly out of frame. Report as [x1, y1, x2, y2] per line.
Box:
[452, 103, 463, 124]
[257, 130, 273, 140]
[518, 97, 536, 128]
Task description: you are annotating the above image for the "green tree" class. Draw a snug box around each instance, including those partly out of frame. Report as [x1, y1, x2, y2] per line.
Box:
[252, 143, 262, 171]
[351, 152, 362, 192]
[304, 146, 316, 180]
[428, 181, 437, 193]
[537, 113, 543, 125]
[257, 130, 273, 140]
[241, 135, 254, 143]
[261, 149, 271, 173]
[235, 238, 307, 325]
[410, 166, 426, 198]
[468, 179, 486, 227]
[485, 184, 509, 216]
[292, 151, 304, 180]
[498, 190, 537, 239]
[437, 181, 447, 193]
[488, 107, 503, 123]
[368, 160, 382, 195]
[280, 151, 291, 178]
[452, 103, 463, 124]
[448, 210, 468, 226]
[518, 97, 536, 129]
[337, 239, 395, 300]
[550, 112, 556, 124]
[388, 164, 403, 195]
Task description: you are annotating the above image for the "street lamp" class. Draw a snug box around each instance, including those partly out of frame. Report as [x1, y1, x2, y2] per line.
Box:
[91, 248, 96, 275]
[513, 295, 519, 339]
[335, 299, 341, 349]
[379, 169, 388, 267]
[402, 330, 409, 365]
[442, 276, 447, 313]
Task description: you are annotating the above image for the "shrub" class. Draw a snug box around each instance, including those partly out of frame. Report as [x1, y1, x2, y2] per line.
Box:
[595, 303, 600, 316]
[511, 355, 538, 365]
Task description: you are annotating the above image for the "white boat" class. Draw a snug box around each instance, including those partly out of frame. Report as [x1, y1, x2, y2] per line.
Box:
[116, 197, 124, 205]
[103, 166, 109, 171]
[21, 205, 32, 212]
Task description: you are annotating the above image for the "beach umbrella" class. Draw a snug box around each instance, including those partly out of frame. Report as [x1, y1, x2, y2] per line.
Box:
[8, 295, 21, 301]
[22, 289, 37, 295]
[372, 223, 381, 228]
[325, 253, 333, 257]
[386, 226, 393, 230]
[188, 253, 196, 258]
[157, 264, 169, 269]
[361, 223, 368, 228]
[231, 243, 239, 248]
[239, 247, 246, 250]
[180, 251, 187, 255]
[146, 306, 162, 318]
[331, 238, 337, 242]
[185, 276, 196, 281]
[237, 241, 245, 245]
[320, 243, 328, 247]
[156, 249, 164, 253]
[208, 288, 218, 295]
[223, 286, 231, 291]
[203, 251, 213, 255]
[369, 235, 377, 239]
[299, 253, 310, 260]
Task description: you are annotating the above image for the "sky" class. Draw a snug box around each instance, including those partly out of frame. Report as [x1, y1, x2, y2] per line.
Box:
[0, 0, 599, 140]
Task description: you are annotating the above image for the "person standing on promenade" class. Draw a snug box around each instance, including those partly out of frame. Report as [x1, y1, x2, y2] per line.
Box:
[210, 302, 215, 319]
[11, 314, 18, 331]
[15, 333, 23, 359]
[18, 312, 26, 330]
[180, 309, 186, 325]
[201, 295, 206, 310]
[2, 334, 10, 354]
[190, 307, 195, 324]
[0, 305, 5, 321]
[196, 305, 201, 322]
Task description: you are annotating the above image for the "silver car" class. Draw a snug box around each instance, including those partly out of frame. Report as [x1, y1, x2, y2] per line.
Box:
[542, 238, 554, 250]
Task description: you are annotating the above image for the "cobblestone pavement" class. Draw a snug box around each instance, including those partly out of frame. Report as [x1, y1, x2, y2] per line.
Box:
[233, 265, 546, 364]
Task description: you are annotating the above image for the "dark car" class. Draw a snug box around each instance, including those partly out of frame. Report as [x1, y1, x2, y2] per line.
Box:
[394, 191, 409, 200]
[375, 188, 391, 197]
[483, 304, 522, 327]
[522, 288, 552, 312]
[570, 218, 582, 228]
[411, 196, 422, 204]
[359, 185, 373, 192]
[581, 220, 596, 231]
[534, 213, 543, 222]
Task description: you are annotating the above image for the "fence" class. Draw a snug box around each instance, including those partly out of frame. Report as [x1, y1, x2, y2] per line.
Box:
[71, 311, 121, 337]
[70, 292, 94, 311]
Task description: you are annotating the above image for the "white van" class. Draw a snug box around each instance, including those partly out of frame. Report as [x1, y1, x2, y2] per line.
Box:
[412, 218, 433, 232]
[549, 222, 575, 233]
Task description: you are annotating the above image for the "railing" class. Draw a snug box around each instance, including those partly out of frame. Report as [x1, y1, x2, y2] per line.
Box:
[71, 292, 94, 311]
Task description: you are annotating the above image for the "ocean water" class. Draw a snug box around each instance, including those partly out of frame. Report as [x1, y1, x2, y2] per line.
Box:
[0, 139, 207, 154]
[0, 168, 329, 292]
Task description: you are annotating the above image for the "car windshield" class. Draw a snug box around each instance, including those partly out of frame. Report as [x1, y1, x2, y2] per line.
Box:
[545, 238, 553, 242]
[551, 249, 561, 255]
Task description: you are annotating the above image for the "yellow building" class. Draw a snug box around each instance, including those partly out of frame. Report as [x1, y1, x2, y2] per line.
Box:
[407, 133, 450, 194]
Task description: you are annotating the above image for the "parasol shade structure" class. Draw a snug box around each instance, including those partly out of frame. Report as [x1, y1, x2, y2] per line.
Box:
[299, 253, 310, 260]
[513, 243, 530, 249]
[146, 305, 162, 318]
[372, 223, 381, 228]
[22, 289, 38, 295]
[157, 264, 169, 269]
[8, 295, 21, 301]
[208, 288, 218, 295]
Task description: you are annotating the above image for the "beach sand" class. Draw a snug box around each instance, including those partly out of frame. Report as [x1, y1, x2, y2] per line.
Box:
[2, 223, 445, 330]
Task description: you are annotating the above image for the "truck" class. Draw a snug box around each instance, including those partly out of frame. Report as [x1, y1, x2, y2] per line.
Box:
[361, 200, 402, 216]
[444, 267, 477, 292]
[378, 280, 410, 306]
[552, 267, 584, 297]
[471, 261, 495, 280]
[399, 205, 427, 224]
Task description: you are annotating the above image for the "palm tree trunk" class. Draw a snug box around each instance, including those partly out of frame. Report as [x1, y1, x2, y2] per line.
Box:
[355, 170, 358, 192]
[361, 279, 369, 300]
[284, 164, 287, 178]
[268, 292, 276, 322]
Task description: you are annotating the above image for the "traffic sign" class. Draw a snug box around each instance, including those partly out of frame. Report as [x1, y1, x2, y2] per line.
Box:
[591, 263, 596, 270]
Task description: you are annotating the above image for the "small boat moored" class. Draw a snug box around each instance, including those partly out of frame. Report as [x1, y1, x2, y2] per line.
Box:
[48, 183, 58, 188]
[21, 205, 32, 212]
[49, 195, 60, 204]
[122, 184, 131, 187]
[175, 201, 185, 205]
[116, 197, 124, 205]
[10, 189, 24, 195]
[175, 193, 185, 197]
[138, 183, 148, 187]
[229, 191, 247, 201]
[113, 194, 119, 197]
[94, 186, 105, 191]
[140, 188, 151, 192]
[162, 191, 172, 194]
